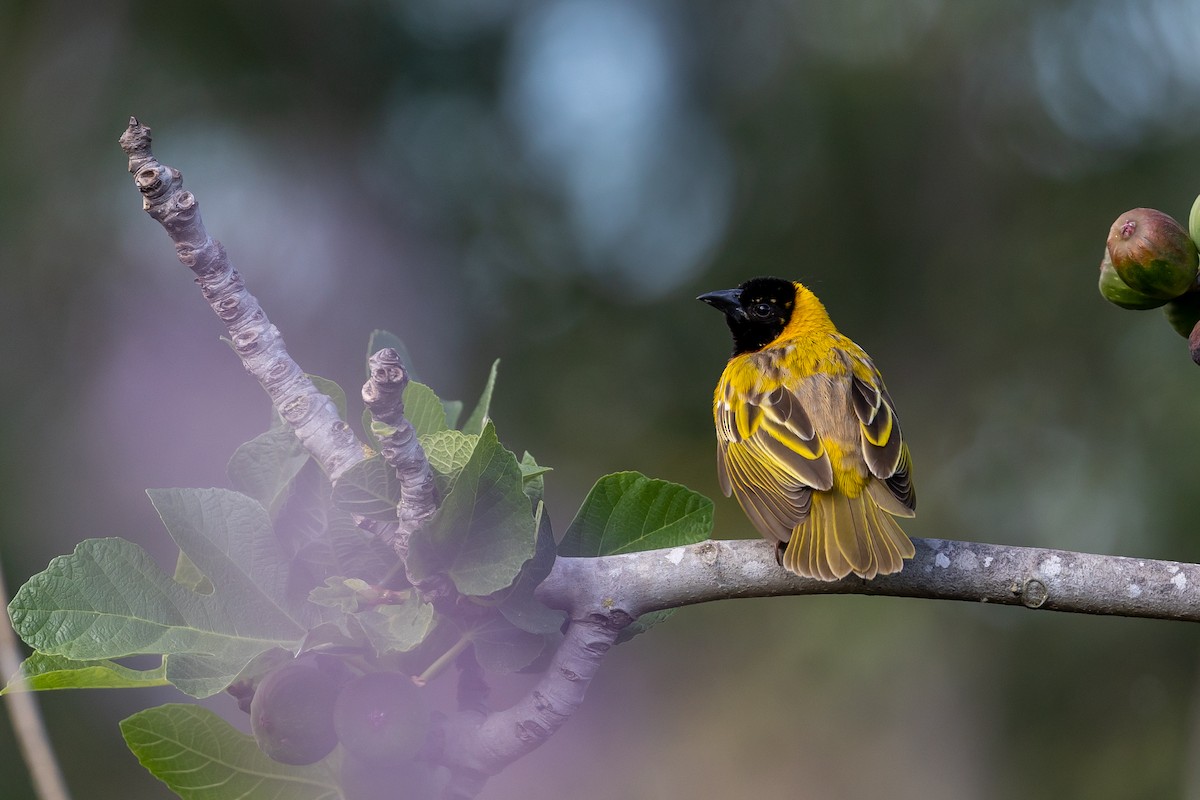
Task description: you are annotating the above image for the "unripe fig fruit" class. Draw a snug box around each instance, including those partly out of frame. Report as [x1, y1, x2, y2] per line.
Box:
[1164, 292, 1200, 338]
[249, 660, 340, 765]
[333, 671, 429, 764]
[1190, 193, 1200, 249]
[1098, 248, 1167, 310]
[1106, 207, 1198, 299]
[340, 753, 438, 800]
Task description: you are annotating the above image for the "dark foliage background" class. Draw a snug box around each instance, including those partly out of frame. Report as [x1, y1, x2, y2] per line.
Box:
[3, 1, 1200, 798]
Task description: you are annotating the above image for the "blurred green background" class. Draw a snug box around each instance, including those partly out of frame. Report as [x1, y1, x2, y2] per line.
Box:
[3, 1, 1200, 798]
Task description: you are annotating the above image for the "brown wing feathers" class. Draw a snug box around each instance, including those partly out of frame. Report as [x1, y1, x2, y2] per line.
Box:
[716, 380, 834, 541]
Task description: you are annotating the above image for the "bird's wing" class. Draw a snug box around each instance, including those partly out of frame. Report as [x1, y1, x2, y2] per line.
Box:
[850, 372, 916, 516]
[716, 381, 834, 541]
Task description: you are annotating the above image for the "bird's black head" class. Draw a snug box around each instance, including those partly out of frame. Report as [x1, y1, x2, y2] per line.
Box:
[698, 276, 797, 355]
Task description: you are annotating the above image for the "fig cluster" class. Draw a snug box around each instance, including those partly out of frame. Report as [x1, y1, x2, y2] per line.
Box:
[248, 657, 431, 796]
[1098, 202, 1200, 348]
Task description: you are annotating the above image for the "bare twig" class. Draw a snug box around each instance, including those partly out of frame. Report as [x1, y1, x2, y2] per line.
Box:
[118, 117, 364, 482]
[362, 348, 439, 556]
[0, 558, 72, 800]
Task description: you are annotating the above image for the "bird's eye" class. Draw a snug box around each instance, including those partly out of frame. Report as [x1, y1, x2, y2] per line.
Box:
[751, 303, 773, 318]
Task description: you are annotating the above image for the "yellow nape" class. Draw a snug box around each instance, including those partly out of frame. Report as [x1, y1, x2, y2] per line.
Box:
[775, 282, 838, 345]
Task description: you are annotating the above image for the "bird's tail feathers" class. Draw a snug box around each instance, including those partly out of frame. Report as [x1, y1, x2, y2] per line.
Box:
[782, 490, 915, 581]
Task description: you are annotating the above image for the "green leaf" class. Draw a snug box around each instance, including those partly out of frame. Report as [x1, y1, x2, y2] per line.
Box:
[8, 537, 305, 698]
[496, 594, 564, 637]
[308, 577, 376, 614]
[407, 423, 536, 596]
[331, 456, 402, 521]
[465, 614, 546, 674]
[308, 374, 348, 422]
[2, 653, 169, 694]
[226, 648, 293, 692]
[352, 596, 436, 657]
[273, 459, 332, 552]
[367, 329, 418, 381]
[361, 408, 383, 454]
[515, 634, 559, 675]
[461, 359, 499, 436]
[403, 381, 450, 438]
[121, 704, 340, 800]
[493, 503, 565, 635]
[11, 488, 308, 697]
[295, 510, 398, 586]
[519, 451, 551, 507]
[149, 488, 297, 613]
[172, 552, 212, 594]
[306, 579, 433, 657]
[519, 460, 552, 483]
[442, 399, 464, 430]
[296, 622, 365, 656]
[559, 472, 714, 557]
[227, 427, 310, 515]
[421, 429, 480, 498]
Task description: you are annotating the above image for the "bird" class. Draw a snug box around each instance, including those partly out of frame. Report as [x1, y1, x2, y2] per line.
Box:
[698, 276, 916, 580]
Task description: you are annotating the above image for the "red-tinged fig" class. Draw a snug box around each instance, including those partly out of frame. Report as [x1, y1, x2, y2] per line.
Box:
[333, 671, 429, 764]
[1164, 292, 1200, 338]
[1098, 248, 1167, 310]
[250, 659, 340, 765]
[1106, 207, 1198, 299]
[1190, 319, 1200, 366]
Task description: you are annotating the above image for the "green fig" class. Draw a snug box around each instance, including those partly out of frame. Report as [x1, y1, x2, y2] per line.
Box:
[249, 659, 340, 765]
[1106, 207, 1198, 299]
[333, 671, 429, 764]
[1164, 292, 1200, 338]
[1190, 193, 1200, 249]
[1098, 248, 1167, 310]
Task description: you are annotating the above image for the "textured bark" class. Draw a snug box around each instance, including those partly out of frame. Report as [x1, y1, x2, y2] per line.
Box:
[537, 537, 1200, 622]
[362, 348, 439, 556]
[435, 614, 625, 797]
[118, 117, 364, 482]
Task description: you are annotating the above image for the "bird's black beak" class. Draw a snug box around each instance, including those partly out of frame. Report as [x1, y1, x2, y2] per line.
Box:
[697, 288, 744, 319]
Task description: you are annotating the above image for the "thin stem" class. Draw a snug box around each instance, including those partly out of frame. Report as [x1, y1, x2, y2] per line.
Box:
[0, 557, 72, 800]
[414, 635, 472, 687]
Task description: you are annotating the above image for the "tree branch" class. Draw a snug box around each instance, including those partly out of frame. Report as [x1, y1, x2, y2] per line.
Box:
[538, 537, 1200, 622]
[427, 536, 1200, 793]
[434, 614, 624, 797]
[362, 348, 439, 556]
[118, 117, 364, 482]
